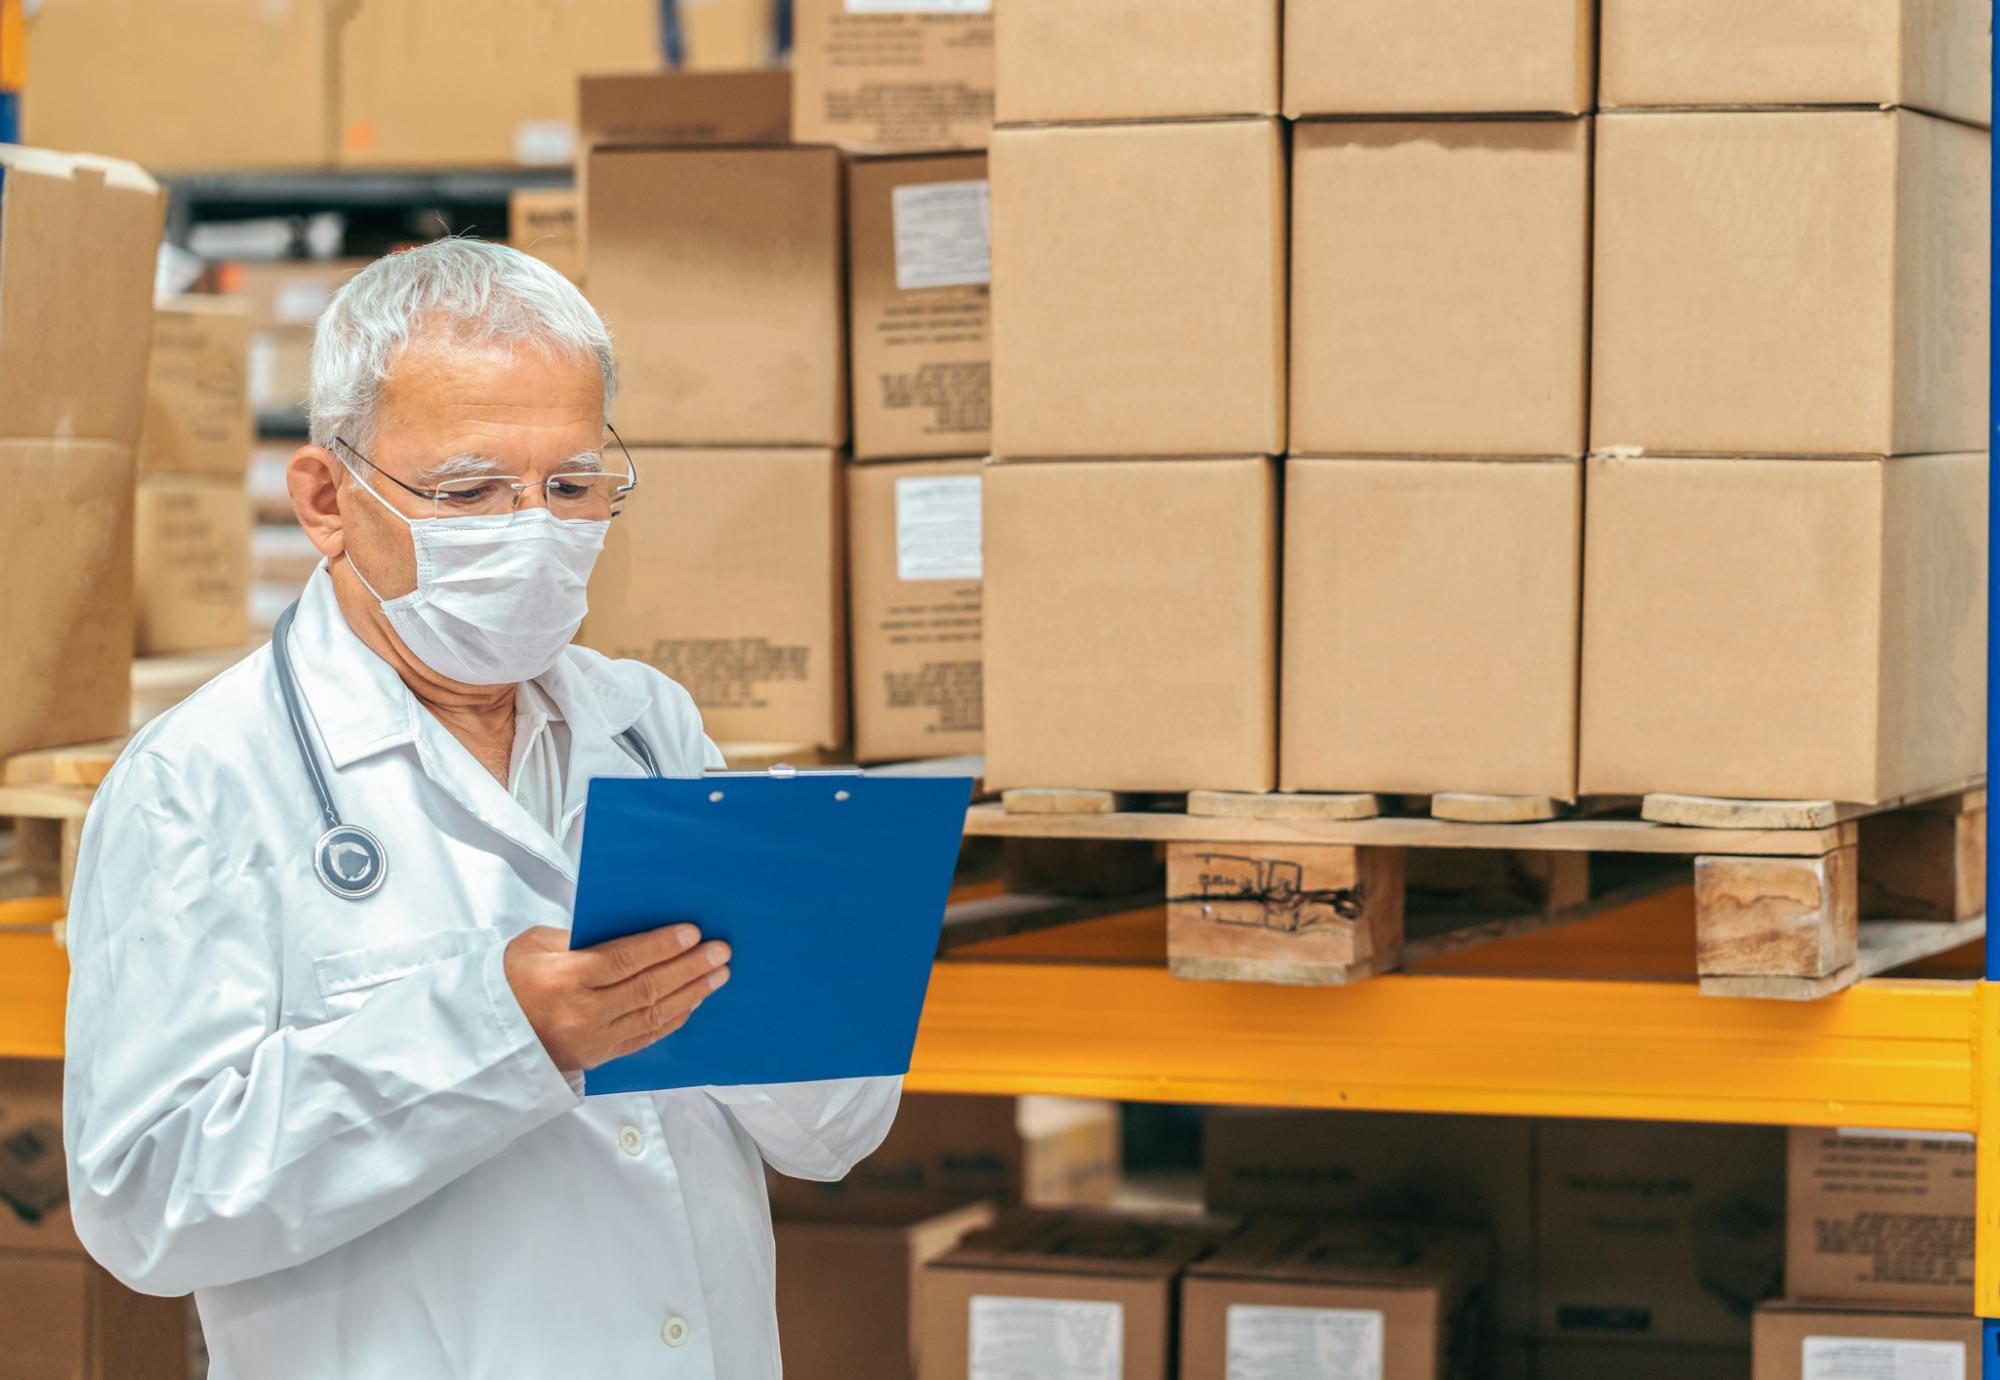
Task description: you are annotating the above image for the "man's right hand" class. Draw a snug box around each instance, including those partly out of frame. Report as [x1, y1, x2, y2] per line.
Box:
[504, 924, 731, 1073]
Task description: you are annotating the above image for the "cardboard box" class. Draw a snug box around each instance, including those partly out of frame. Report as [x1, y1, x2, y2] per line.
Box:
[679, 0, 776, 71]
[1599, 0, 1990, 128]
[983, 459, 1278, 794]
[250, 445, 298, 524]
[1181, 1220, 1490, 1380]
[1752, 1301, 1980, 1380]
[139, 298, 254, 478]
[1290, 120, 1589, 458]
[22, 0, 334, 170]
[1592, 109, 1988, 458]
[776, 1201, 997, 1380]
[1785, 1129, 1975, 1310]
[791, 0, 993, 152]
[1281, 458, 1581, 799]
[338, 0, 659, 167]
[1537, 1342, 1751, 1379]
[135, 476, 252, 657]
[509, 189, 581, 285]
[1538, 1119, 1784, 1349]
[847, 461, 984, 763]
[579, 448, 845, 747]
[587, 146, 846, 447]
[1203, 1109, 1537, 1339]
[219, 259, 368, 331]
[0, 1060, 80, 1256]
[0, 1253, 88, 1377]
[847, 154, 991, 462]
[0, 145, 165, 448]
[578, 70, 792, 149]
[1580, 454, 1988, 803]
[995, 0, 1279, 122]
[918, 1210, 1231, 1380]
[248, 330, 313, 416]
[989, 120, 1285, 459]
[771, 1095, 1119, 1218]
[1285, 0, 1593, 116]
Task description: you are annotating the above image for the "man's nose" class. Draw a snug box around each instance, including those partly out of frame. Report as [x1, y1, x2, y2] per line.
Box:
[517, 481, 552, 512]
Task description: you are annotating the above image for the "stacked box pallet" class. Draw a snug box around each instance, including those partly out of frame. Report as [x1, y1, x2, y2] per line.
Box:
[1583, 0, 1990, 806]
[579, 72, 849, 751]
[984, 0, 1285, 795]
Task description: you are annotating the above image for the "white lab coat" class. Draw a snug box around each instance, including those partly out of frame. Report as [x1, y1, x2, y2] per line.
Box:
[63, 567, 901, 1380]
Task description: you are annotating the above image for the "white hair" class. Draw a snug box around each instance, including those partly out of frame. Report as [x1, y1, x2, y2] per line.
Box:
[307, 238, 617, 450]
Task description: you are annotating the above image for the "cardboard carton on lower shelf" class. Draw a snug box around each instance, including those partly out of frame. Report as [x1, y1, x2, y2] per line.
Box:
[0, 1251, 188, 1380]
[1580, 454, 1988, 803]
[1537, 1341, 1750, 1379]
[982, 458, 1278, 794]
[508, 189, 581, 286]
[1785, 1128, 1975, 1311]
[0, 1059, 81, 1256]
[770, 1095, 1119, 1218]
[1180, 1219, 1490, 1380]
[135, 477, 252, 657]
[776, 1201, 996, 1380]
[918, 1210, 1233, 1380]
[139, 297, 254, 478]
[1281, 457, 1581, 799]
[1752, 1301, 1980, 1380]
[790, 0, 993, 152]
[579, 448, 846, 748]
[847, 461, 983, 763]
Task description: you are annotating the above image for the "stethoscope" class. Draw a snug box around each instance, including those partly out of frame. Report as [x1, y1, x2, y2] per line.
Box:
[272, 601, 660, 901]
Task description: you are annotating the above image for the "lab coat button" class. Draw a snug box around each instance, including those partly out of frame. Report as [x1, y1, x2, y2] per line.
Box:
[661, 1315, 690, 1347]
[617, 1126, 643, 1156]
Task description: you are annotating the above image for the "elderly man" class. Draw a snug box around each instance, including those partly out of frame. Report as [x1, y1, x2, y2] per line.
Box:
[62, 240, 900, 1378]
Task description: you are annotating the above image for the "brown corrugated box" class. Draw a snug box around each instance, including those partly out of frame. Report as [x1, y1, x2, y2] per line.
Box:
[1599, 0, 1991, 128]
[338, 0, 659, 168]
[0, 1254, 89, 1377]
[919, 1210, 1233, 1380]
[509, 189, 582, 285]
[220, 260, 368, 417]
[1203, 1109, 1537, 1340]
[982, 458, 1278, 794]
[1785, 1129, 1975, 1311]
[1281, 458, 1581, 800]
[1290, 120, 1589, 458]
[579, 448, 846, 748]
[135, 477, 252, 657]
[1580, 454, 1987, 803]
[1285, 0, 1593, 116]
[139, 298, 254, 478]
[1538, 1341, 1750, 1379]
[847, 154, 991, 462]
[22, 0, 335, 170]
[791, 0, 993, 152]
[0, 1060, 80, 1256]
[1538, 1119, 1783, 1349]
[776, 1201, 997, 1380]
[989, 120, 1286, 460]
[1591, 109, 1988, 458]
[847, 461, 984, 764]
[678, 0, 776, 71]
[1752, 1301, 1979, 1380]
[995, 0, 1278, 123]
[771, 1095, 1118, 1219]
[578, 69, 792, 149]
[587, 145, 847, 447]
[1180, 1219, 1490, 1380]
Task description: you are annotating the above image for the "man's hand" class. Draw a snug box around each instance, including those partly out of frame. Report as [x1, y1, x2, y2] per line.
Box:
[504, 924, 731, 1073]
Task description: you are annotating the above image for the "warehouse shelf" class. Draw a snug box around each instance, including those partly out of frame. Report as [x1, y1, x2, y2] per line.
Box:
[163, 168, 571, 216]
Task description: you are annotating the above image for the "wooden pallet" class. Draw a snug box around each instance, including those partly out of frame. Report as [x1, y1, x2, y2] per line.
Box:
[974, 781, 1986, 1000]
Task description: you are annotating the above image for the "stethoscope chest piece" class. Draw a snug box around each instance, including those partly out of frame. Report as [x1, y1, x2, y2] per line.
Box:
[313, 824, 388, 900]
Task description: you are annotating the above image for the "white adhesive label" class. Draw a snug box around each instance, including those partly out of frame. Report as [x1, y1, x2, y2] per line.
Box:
[891, 180, 991, 292]
[514, 121, 576, 166]
[895, 476, 982, 582]
[1803, 1337, 1966, 1380]
[273, 283, 330, 324]
[1226, 1305, 1384, 1380]
[847, 0, 990, 10]
[969, 1296, 1121, 1380]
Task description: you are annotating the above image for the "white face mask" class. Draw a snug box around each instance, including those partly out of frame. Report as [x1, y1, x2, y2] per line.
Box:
[344, 467, 608, 686]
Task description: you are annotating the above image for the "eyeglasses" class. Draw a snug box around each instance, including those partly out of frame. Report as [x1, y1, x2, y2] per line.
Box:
[332, 426, 639, 522]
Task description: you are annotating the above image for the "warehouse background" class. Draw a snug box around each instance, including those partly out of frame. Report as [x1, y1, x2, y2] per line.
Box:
[0, 0, 1992, 1377]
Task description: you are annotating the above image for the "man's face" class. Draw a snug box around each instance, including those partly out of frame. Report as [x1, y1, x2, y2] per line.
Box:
[331, 334, 607, 601]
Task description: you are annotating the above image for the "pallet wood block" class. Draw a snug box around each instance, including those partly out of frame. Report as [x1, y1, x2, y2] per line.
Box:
[1644, 778, 1984, 830]
[1857, 791, 1985, 921]
[1002, 788, 1129, 815]
[1165, 840, 1406, 985]
[1187, 790, 1381, 822]
[1700, 914, 1987, 1000]
[0, 784, 96, 903]
[1695, 844, 1858, 980]
[1430, 793, 1563, 823]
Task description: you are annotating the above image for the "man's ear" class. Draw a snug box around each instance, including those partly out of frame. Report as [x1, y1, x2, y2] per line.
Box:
[288, 446, 348, 560]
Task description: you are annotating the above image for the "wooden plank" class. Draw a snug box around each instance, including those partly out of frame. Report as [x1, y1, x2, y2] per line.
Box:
[962, 801, 1850, 857]
[1003, 788, 1129, 816]
[1188, 790, 1381, 822]
[0, 784, 96, 821]
[1166, 841, 1405, 985]
[1430, 793, 1562, 823]
[1644, 777, 1984, 830]
[1695, 845, 1859, 981]
[1, 738, 125, 788]
[1700, 915, 1987, 1001]
[1858, 799, 1985, 922]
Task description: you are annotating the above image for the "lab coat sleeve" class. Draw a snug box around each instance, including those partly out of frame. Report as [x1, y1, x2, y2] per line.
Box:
[63, 752, 582, 1297]
[703, 1077, 904, 1182]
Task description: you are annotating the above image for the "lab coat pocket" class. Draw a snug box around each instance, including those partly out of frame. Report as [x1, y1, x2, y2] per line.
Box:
[313, 929, 498, 1018]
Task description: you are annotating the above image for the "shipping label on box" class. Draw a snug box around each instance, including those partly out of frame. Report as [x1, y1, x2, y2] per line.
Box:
[139, 297, 254, 477]
[1785, 1129, 1975, 1310]
[791, 0, 994, 151]
[1753, 1302, 1980, 1380]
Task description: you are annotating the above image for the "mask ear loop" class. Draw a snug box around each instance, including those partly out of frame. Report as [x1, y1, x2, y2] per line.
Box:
[333, 449, 410, 606]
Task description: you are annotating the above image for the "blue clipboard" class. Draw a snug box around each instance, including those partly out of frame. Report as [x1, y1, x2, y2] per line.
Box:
[569, 770, 974, 1094]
